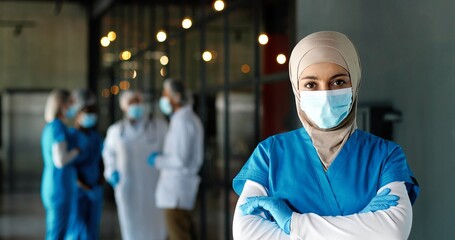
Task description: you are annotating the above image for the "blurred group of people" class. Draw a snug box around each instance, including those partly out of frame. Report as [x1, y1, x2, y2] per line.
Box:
[40, 78, 203, 240]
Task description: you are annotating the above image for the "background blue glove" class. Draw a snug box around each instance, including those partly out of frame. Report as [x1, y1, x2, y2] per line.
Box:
[109, 170, 120, 187]
[360, 188, 400, 213]
[240, 196, 293, 234]
[147, 152, 160, 167]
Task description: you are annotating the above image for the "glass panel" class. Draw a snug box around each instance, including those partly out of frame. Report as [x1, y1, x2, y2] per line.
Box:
[168, 35, 181, 80]
[226, 86, 256, 231]
[230, 4, 254, 82]
[185, 29, 200, 91]
[206, 17, 224, 87]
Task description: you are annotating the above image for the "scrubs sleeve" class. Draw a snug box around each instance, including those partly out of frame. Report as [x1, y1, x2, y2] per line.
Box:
[52, 120, 67, 144]
[233, 139, 271, 196]
[379, 144, 420, 204]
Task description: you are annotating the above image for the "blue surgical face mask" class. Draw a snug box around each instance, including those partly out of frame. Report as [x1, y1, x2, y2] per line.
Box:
[78, 113, 98, 128]
[66, 105, 78, 119]
[299, 87, 353, 129]
[159, 96, 173, 116]
[127, 104, 144, 120]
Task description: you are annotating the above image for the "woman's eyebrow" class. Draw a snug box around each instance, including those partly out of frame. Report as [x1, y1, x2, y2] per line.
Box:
[300, 75, 319, 80]
[330, 73, 350, 79]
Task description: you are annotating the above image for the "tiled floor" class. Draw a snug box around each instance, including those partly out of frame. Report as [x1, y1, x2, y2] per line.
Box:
[0, 183, 232, 240]
[0, 188, 122, 240]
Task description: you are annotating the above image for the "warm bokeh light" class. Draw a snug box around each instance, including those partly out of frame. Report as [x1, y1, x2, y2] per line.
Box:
[160, 55, 169, 65]
[182, 18, 192, 29]
[156, 31, 167, 42]
[100, 37, 110, 47]
[121, 50, 132, 61]
[160, 67, 166, 77]
[202, 51, 213, 62]
[107, 31, 116, 41]
[276, 53, 287, 64]
[101, 88, 110, 98]
[241, 64, 251, 74]
[132, 70, 137, 79]
[258, 34, 269, 45]
[119, 80, 130, 90]
[110, 85, 120, 95]
[214, 0, 225, 11]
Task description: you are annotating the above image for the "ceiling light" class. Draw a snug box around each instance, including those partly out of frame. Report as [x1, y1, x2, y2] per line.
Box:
[182, 18, 192, 29]
[156, 30, 167, 42]
[121, 50, 132, 61]
[214, 0, 225, 11]
[258, 34, 269, 45]
[100, 37, 110, 47]
[276, 54, 287, 64]
[202, 51, 213, 62]
[160, 55, 169, 65]
[107, 31, 116, 41]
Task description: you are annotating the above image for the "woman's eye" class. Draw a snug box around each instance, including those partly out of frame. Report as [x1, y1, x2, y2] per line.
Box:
[304, 82, 316, 89]
[332, 79, 346, 86]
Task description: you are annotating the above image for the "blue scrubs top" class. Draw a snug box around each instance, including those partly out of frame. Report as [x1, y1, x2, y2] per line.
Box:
[69, 128, 104, 187]
[233, 128, 419, 216]
[67, 128, 104, 240]
[41, 119, 77, 207]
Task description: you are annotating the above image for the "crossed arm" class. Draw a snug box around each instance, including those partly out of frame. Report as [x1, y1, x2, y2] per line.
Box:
[233, 180, 412, 240]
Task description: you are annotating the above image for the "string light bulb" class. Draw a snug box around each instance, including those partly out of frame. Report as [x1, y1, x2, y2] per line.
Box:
[107, 31, 116, 41]
[241, 64, 251, 74]
[156, 30, 167, 42]
[160, 55, 169, 65]
[110, 85, 120, 95]
[100, 37, 110, 47]
[258, 34, 269, 45]
[276, 54, 287, 64]
[121, 50, 132, 61]
[214, 0, 225, 11]
[202, 51, 213, 62]
[182, 18, 192, 29]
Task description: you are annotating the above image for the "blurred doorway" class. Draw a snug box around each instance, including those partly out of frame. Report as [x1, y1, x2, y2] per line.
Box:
[1, 90, 50, 192]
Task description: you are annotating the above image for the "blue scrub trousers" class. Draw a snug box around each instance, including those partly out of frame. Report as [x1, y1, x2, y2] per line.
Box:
[44, 203, 72, 240]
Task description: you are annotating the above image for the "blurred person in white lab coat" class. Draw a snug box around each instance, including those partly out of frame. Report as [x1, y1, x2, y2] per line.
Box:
[102, 90, 168, 240]
[147, 78, 204, 240]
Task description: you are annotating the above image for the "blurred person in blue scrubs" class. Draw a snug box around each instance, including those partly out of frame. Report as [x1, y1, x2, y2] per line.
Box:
[148, 79, 204, 240]
[102, 90, 168, 240]
[66, 89, 104, 240]
[232, 31, 420, 240]
[41, 89, 80, 240]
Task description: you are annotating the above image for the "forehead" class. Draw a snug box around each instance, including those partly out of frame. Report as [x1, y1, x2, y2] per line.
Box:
[299, 62, 349, 79]
[127, 96, 142, 104]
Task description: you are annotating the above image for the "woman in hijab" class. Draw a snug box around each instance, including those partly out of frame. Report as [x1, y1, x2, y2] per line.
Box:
[232, 31, 419, 240]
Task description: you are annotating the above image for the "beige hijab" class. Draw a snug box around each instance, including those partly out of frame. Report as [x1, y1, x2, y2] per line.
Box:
[288, 31, 362, 168]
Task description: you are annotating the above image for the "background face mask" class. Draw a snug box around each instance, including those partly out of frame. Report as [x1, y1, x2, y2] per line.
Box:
[78, 113, 98, 128]
[159, 97, 173, 116]
[299, 88, 353, 129]
[127, 104, 144, 120]
[66, 105, 78, 119]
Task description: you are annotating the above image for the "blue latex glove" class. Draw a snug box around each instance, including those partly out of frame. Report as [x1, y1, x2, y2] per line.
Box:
[240, 196, 293, 234]
[360, 188, 400, 213]
[109, 171, 120, 187]
[147, 152, 160, 167]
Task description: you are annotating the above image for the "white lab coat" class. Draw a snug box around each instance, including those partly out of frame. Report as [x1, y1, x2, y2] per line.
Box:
[155, 105, 204, 210]
[102, 116, 168, 240]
